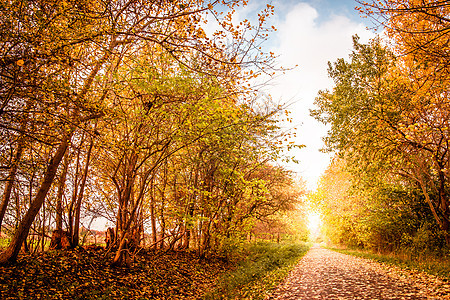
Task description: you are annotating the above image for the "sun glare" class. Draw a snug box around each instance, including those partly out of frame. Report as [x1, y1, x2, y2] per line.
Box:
[307, 211, 321, 233]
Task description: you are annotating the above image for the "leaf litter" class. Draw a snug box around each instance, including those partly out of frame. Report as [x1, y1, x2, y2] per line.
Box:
[0, 248, 228, 299]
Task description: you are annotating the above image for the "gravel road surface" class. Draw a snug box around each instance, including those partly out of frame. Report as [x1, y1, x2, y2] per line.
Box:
[267, 246, 449, 299]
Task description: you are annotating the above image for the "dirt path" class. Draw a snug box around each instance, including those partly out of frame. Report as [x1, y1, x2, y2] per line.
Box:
[267, 246, 449, 300]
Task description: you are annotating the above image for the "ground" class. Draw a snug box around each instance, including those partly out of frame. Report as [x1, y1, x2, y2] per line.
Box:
[0, 247, 228, 300]
[268, 245, 450, 300]
[2, 244, 449, 299]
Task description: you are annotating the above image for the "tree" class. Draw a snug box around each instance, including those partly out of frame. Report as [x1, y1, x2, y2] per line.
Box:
[357, 0, 450, 246]
[0, 0, 297, 267]
[310, 156, 443, 252]
[358, 0, 450, 72]
[0, 0, 277, 265]
[311, 36, 450, 245]
[308, 157, 363, 247]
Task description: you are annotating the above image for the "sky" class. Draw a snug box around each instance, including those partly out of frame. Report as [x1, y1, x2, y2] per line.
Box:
[235, 0, 376, 189]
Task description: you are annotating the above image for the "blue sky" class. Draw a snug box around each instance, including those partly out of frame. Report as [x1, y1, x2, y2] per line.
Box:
[235, 0, 375, 189]
[309, 0, 367, 23]
[275, 0, 360, 17]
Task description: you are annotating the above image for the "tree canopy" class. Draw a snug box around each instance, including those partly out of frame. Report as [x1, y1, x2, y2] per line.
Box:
[312, 0, 450, 250]
[0, 0, 305, 265]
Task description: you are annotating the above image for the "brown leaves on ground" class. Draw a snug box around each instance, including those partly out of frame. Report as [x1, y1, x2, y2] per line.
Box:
[0, 247, 228, 299]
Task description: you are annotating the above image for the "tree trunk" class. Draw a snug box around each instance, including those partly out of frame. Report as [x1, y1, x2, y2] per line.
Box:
[112, 231, 130, 267]
[41, 201, 46, 252]
[183, 204, 194, 250]
[150, 197, 157, 249]
[21, 240, 29, 254]
[0, 133, 71, 264]
[68, 144, 81, 246]
[416, 172, 449, 246]
[0, 133, 25, 234]
[443, 220, 450, 246]
[184, 227, 191, 250]
[148, 174, 158, 249]
[0, 37, 113, 264]
[437, 168, 450, 246]
[111, 150, 140, 265]
[159, 212, 166, 250]
[72, 137, 94, 248]
[53, 152, 70, 249]
[0, 100, 32, 234]
[198, 218, 211, 258]
[184, 165, 199, 250]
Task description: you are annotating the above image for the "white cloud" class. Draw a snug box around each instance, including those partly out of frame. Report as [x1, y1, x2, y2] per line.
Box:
[202, 1, 374, 189]
[267, 2, 374, 189]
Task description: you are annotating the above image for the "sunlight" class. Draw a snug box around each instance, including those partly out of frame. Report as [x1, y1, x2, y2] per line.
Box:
[307, 211, 321, 233]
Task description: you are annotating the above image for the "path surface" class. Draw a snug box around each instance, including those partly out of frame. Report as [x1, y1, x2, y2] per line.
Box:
[267, 246, 449, 300]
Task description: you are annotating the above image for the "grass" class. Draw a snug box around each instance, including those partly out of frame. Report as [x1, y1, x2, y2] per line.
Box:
[204, 241, 311, 300]
[328, 247, 450, 281]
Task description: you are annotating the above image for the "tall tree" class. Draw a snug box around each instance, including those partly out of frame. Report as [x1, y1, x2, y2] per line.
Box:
[0, 0, 289, 266]
[311, 36, 450, 245]
[0, 0, 275, 265]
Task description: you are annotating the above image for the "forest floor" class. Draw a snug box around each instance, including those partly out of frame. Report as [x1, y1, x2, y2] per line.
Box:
[0, 241, 310, 300]
[267, 245, 450, 299]
[0, 247, 228, 299]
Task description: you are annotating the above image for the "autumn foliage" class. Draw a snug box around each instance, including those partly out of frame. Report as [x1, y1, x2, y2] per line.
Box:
[312, 0, 450, 252]
[0, 0, 303, 266]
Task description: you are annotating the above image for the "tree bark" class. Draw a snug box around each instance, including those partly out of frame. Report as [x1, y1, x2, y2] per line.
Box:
[0, 100, 32, 233]
[0, 138, 24, 234]
[68, 142, 81, 246]
[417, 172, 450, 246]
[437, 168, 450, 246]
[53, 152, 69, 249]
[0, 133, 71, 264]
[72, 137, 94, 248]
[150, 190, 157, 249]
[112, 231, 130, 267]
[184, 165, 199, 250]
[40, 201, 46, 252]
[183, 204, 194, 250]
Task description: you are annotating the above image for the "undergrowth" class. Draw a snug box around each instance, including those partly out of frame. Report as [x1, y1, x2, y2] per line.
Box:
[204, 241, 311, 300]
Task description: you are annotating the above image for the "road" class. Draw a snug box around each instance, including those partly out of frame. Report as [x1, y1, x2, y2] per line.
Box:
[267, 246, 449, 299]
